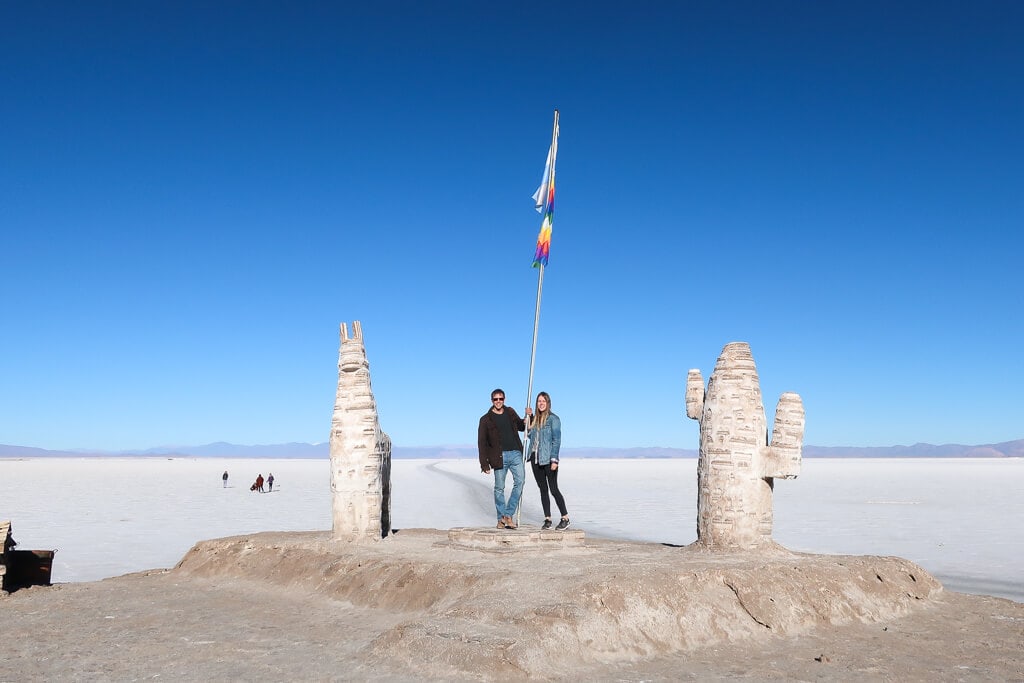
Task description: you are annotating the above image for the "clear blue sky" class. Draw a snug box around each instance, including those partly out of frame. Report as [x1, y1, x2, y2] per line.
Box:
[3, 2, 1021, 451]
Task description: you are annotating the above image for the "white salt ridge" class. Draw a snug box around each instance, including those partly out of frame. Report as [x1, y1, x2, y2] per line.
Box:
[0, 457, 1021, 602]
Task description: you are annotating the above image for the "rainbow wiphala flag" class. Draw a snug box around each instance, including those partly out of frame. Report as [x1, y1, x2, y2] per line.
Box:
[531, 124, 559, 268]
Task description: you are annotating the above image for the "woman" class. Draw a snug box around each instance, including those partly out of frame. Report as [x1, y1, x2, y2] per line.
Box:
[526, 391, 570, 530]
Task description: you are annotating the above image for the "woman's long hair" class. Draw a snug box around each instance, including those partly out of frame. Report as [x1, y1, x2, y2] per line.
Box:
[534, 391, 552, 429]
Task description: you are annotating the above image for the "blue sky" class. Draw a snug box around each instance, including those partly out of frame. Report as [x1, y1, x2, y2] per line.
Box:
[3, 2, 1021, 451]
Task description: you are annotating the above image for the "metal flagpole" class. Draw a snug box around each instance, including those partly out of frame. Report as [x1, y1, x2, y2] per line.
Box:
[518, 110, 558, 528]
[524, 261, 545, 432]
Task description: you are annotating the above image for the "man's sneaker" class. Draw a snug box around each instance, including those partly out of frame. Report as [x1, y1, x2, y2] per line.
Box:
[556, 518, 570, 531]
[541, 519, 552, 530]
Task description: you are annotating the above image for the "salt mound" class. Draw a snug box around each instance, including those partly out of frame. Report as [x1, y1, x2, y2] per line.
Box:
[174, 528, 942, 679]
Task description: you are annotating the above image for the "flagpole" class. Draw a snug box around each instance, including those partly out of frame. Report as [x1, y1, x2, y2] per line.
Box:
[524, 262, 545, 424]
[519, 109, 558, 528]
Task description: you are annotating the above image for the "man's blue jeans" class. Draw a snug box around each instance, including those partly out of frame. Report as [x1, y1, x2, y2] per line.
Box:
[493, 450, 525, 519]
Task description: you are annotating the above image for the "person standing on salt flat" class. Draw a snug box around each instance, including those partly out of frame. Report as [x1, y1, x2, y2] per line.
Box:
[525, 391, 569, 530]
[267, 473, 274, 492]
[478, 388, 527, 530]
[222, 471, 228, 488]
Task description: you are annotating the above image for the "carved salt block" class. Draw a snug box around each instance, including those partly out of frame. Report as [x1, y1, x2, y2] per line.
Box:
[329, 321, 393, 541]
[686, 342, 805, 549]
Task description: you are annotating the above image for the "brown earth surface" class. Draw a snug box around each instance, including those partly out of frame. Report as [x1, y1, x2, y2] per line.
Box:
[1, 528, 1022, 681]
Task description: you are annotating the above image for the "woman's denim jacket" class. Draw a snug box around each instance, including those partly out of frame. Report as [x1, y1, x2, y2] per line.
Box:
[528, 412, 561, 466]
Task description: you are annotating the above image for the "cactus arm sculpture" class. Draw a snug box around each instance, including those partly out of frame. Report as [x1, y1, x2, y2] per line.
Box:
[686, 342, 805, 550]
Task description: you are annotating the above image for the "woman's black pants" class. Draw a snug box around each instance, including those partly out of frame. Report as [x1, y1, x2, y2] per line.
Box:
[531, 460, 568, 518]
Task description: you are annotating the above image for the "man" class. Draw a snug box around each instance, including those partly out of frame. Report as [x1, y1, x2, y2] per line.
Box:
[478, 388, 527, 529]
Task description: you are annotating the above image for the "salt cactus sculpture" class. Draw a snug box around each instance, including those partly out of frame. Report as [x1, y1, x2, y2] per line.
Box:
[686, 342, 805, 549]
[330, 321, 392, 540]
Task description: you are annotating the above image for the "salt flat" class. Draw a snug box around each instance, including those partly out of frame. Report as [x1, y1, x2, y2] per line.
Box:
[1, 457, 1021, 602]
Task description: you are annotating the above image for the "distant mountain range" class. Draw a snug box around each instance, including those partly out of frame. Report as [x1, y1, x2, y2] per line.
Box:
[1, 440, 1022, 459]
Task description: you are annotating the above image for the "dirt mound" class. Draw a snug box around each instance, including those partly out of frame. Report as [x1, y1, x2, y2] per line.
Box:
[173, 529, 943, 678]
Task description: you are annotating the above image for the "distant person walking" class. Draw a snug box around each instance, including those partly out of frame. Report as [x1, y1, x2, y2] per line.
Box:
[478, 388, 527, 529]
[222, 471, 229, 488]
[267, 473, 274, 492]
[255, 474, 264, 493]
[526, 391, 569, 530]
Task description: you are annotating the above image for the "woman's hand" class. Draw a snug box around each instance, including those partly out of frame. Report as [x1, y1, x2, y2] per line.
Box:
[551, 461, 558, 471]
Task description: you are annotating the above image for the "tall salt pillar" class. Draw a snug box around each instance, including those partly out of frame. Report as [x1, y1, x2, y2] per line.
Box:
[330, 321, 392, 540]
[685, 342, 804, 549]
